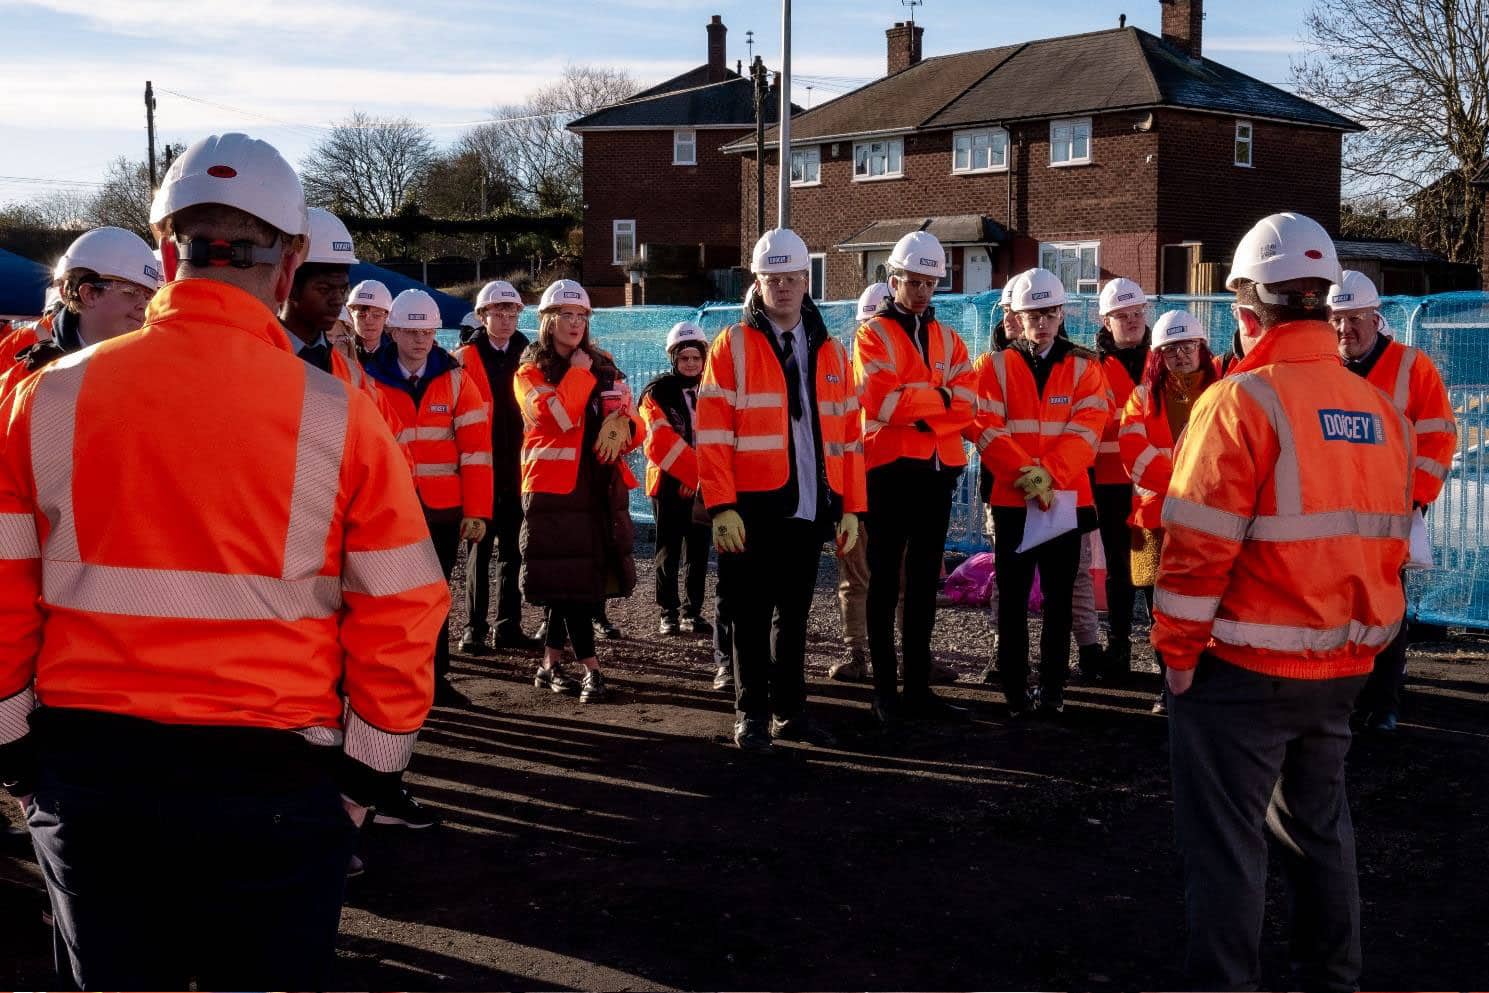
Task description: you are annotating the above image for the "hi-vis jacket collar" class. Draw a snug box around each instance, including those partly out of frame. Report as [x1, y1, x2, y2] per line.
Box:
[142, 279, 297, 355]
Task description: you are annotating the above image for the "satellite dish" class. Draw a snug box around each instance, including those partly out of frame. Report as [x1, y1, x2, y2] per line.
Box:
[1133, 112, 1155, 133]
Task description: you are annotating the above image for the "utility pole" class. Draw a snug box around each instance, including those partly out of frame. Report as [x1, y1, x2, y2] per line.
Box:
[777, 0, 792, 229]
[752, 56, 767, 240]
[145, 81, 158, 191]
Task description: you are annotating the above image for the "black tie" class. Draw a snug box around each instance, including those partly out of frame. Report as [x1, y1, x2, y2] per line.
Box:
[407, 373, 420, 391]
[299, 343, 329, 372]
[780, 331, 803, 421]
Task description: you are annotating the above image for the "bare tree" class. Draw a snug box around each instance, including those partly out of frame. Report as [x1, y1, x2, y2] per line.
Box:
[301, 113, 436, 216]
[87, 143, 186, 237]
[1293, 0, 1488, 263]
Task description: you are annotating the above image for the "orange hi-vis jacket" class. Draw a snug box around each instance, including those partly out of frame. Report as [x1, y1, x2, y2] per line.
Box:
[639, 388, 700, 496]
[0, 279, 448, 786]
[853, 310, 976, 470]
[1095, 353, 1140, 484]
[969, 340, 1109, 507]
[328, 345, 407, 442]
[1357, 338, 1456, 506]
[369, 353, 493, 517]
[1118, 383, 1178, 529]
[0, 314, 55, 385]
[1152, 321, 1413, 677]
[514, 362, 643, 494]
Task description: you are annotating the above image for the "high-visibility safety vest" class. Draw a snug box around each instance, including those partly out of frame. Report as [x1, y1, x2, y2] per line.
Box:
[695, 322, 867, 514]
[513, 363, 643, 494]
[639, 390, 700, 496]
[0, 279, 448, 775]
[330, 345, 406, 440]
[372, 360, 494, 517]
[969, 342, 1109, 507]
[1152, 321, 1413, 678]
[1095, 353, 1141, 484]
[0, 314, 55, 383]
[1358, 338, 1456, 506]
[853, 311, 976, 470]
[1118, 383, 1178, 529]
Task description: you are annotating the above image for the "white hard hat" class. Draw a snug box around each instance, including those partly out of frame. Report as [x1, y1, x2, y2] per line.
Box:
[666, 320, 709, 353]
[1225, 212, 1340, 292]
[304, 208, 358, 265]
[387, 289, 442, 331]
[44, 285, 61, 311]
[1328, 269, 1381, 313]
[149, 132, 308, 237]
[1010, 267, 1067, 311]
[461, 311, 481, 330]
[539, 279, 592, 313]
[54, 227, 161, 290]
[338, 306, 353, 325]
[887, 230, 946, 279]
[476, 280, 523, 311]
[347, 279, 392, 312]
[1098, 277, 1147, 316]
[1151, 310, 1207, 349]
[999, 280, 1017, 307]
[750, 228, 810, 274]
[856, 282, 892, 321]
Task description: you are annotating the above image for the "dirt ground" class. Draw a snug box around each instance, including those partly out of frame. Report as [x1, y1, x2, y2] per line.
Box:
[3, 544, 1487, 991]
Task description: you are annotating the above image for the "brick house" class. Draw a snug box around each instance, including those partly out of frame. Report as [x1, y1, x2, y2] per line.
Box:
[1475, 162, 1489, 290]
[569, 16, 789, 307]
[726, 0, 1361, 301]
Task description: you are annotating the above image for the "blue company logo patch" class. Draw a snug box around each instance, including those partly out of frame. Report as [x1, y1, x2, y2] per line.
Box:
[143, 264, 160, 281]
[1318, 409, 1383, 445]
[1031, 290, 1052, 301]
[429, 404, 449, 413]
[825, 373, 840, 384]
[357, 292, 374, 300]
[1117, 291, 1136, 302]
[332, 241, 353, 252]
[1048, 395, 1070, 405]
[766, 254, 791, 264]
[408, 312, 427, 320]
[919, 257, 938, 267]
[1330, 292, 1353, 304]
[562, 290, 582, 299]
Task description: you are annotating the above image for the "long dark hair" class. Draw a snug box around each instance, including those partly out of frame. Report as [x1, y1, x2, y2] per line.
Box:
[1142, 343, 1217, 414]
[523, 310, 620, 386]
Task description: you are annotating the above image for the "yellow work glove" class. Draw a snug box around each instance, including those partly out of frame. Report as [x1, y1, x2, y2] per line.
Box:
[460, 517, 487, 542]
[835, 512, 860, 557]
[1016, 465, 1055, 509]
[594, 410, 629, 463]
[712, 509, 746, 554]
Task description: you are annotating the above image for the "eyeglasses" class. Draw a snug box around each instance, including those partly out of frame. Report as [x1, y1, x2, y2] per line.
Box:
[761, 273, 805, 287]
[896, 277, 939, 293]
[89, 279, 155, 304]
[1163, 341, 1202, 353]
[396, 328, 437, 339]
[554, 311, 589, 324]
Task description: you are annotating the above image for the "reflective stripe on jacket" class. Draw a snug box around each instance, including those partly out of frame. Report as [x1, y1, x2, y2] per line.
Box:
[853, 311, 976, 470]
[1118, 383, 1175, 530]
[513, 363, 642, 495]
[1361, 339, 1456, 506]
[1152, 321, 1413, 678]
[639, 391, 699, 495]
[374, 364, 494, 517]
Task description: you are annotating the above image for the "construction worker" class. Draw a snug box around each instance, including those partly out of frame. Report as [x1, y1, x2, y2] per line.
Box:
[365, 288, 493, 710]
[1329, 269, 1457, 731]
[282, 207, 357, 372]
[855, 231, 975, 725]
[0, 227, 160, 397]
[515, 279, 642, 705]
[460, 310, 483, 345]
[347, 278, 393, 362]
[1156, 213, 1412, 991]
[640, 321, 715, 637]
[971, 267, 1107, 718]
[455, 279, 541, 653]
[0, 132, 446, 988]
[697, 229, 865, 752]
[1089, 277, 1149, 682]
[1117, 309, 1217, 714]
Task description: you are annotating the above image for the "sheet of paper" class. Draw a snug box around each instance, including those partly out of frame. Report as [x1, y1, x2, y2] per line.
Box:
[1406, 509, 1432, 570]
[1017, 490, 1078, 553]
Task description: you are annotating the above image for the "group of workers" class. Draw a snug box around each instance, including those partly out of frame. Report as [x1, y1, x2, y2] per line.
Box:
[0, 124, 1457, 993]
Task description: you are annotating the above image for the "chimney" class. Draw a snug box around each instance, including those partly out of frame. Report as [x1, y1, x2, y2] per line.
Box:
[886, 21, 924, 76]
[1160, 0, 1203, 59]
[707, 15, 727, 81]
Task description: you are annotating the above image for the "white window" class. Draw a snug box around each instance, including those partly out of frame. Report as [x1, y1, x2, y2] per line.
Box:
[809, 254, 826, 300]
[952, 128, 1008, 173]
[790, 146, 821, 186]
[1049, 117, 1092, 166]
[853, 137, 904, 180]
[1234, 121, 1254, 167]
[938, 249, 953, 291]
[612, 219, 636, 265]
[673, 129, 697, 165]
[1039, 240, 1100, 294]
[866, 250, 891, 283]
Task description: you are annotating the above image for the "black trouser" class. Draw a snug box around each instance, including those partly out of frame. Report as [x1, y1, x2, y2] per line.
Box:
[425, 508, 462, 683]
[544, 602, 599, 660]
[652, 489, 711, 619]
[712, 595, 733, 668]
[717, 516, 821, 721]
[1094, 482, 1137, 655]
[992, 506, 1082, 706]
[27, 710, 357, 990]
[463, 490, 524, 638]
[1170, 656, 1366, 992]
[1357, 575, 1409, 718]
[866, 461, 956, 704]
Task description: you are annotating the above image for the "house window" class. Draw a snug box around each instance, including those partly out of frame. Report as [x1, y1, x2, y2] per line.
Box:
[853, 137, 904, 180]
[1049, 117, 1092, 166]
[1234, 121, 1254, 167]
[937, 249, 953, 292]
[866, 250, 891, 283]
[809, 254, 826, 300]
[952, 128, 1008, 173]
[1039, 241, 1100, 294]
[612, 220, 636, 265]
[791, 146, 821, 186]
[673, 129, 697, 165]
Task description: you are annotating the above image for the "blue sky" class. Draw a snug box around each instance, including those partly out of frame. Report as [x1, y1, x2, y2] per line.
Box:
[0, 0, 1311, 209]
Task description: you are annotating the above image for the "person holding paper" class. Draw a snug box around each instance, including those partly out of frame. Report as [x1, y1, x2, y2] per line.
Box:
[969, 267, 1107, 718]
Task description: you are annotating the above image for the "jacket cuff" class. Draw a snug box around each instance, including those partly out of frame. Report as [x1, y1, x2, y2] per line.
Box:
[708, 502, 738, 518]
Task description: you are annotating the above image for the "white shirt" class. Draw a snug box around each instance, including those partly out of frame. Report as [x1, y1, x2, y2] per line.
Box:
[768, 318, 817, 523]
[398, 359, 428, 381]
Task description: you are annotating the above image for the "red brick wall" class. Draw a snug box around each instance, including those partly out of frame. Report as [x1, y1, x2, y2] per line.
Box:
[581, 128, 750, 293]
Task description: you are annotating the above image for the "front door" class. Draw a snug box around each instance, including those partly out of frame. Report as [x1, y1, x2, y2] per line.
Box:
[964, 247, 993, 294]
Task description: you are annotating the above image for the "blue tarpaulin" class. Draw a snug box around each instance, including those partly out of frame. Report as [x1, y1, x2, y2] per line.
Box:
[348, 262, 471, 328]
[0, 247, 51, 319]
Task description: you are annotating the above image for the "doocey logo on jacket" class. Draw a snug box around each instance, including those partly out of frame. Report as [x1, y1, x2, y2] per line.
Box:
[1318, 409, 1384, 445]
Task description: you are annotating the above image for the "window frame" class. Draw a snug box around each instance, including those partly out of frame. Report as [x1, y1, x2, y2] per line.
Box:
[790, 145, 822, 187]
[672, 128, 697, 166]
[937, 249, 954, 292]
[1234, 120, 1254, 168]
[808, 253, 827, 300]
[951, 127, 1009, 174]
[612, 219, 636, 266]
[1049, 117, 1093, 167]
[852, 137, 905, 181]
[1038, 240, 1101, 294]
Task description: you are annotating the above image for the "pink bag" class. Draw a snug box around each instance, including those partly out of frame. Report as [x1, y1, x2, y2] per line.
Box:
[944, 550, 1045, 612]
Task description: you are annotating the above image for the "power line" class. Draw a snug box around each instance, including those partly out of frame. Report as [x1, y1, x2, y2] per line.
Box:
[0, 175, 108, 188]
[157, 87, 569, 133]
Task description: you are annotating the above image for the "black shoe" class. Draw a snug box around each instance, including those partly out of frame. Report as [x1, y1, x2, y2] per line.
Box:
[658, 615, 680, 636]
[458, 628, 493, 655]
[1072, 643, 1106, 682]
[679, 614, 713, 636]
[1006, 686, 1037, 719]
[1103, 641, 1134, 683]
[770, 715, 838, 747]
[492, 628, 543, 650]
[434, 680, 470, 708]
[579, 669, 608, 703]
[712, 665, 733, 691]
[903, 693, 971, 722]
[1370, 711, 1398, 732]
[871, 695, 902, 728]
[593, 617, 623, 640]
[374, 788, 440, 829]
[733, 715, 772, 752]
[534, 662, 575, 694]
[1036, 684, 1066, 718]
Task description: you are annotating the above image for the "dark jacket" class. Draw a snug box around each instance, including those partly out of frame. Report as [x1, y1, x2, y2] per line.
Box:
[13, 307, 83, 373]
[467, 330, 530, 496]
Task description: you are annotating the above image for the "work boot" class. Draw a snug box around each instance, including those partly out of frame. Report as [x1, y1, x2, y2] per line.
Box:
[828, 650, 869, 682]
[1036, 684, 1066, 719]
[680, 614, 713, 636]
[458, 627, 493, 656]
[658, 614, 680, 636]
